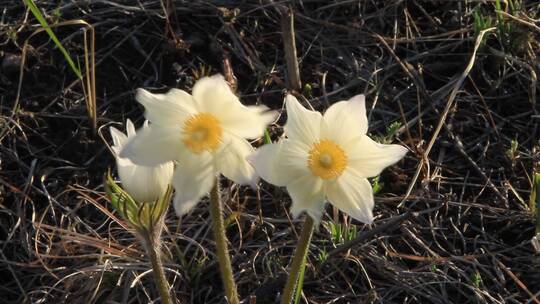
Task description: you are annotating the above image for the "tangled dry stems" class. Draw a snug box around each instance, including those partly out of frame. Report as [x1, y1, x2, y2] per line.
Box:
[0, 1, 539, 303]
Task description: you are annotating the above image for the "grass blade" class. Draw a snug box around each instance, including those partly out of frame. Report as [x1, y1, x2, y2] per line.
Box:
[23, 0, 82, 78]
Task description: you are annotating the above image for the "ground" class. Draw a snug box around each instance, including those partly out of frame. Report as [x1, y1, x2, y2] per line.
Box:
[0, 1, 539, 303]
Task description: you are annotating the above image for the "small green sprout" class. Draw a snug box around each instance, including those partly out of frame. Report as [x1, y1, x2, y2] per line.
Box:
[371, 176, 384, 195]
[506, 138, 519, 165]
[472, 271, 482, 288]
[327, 221, 358, 245]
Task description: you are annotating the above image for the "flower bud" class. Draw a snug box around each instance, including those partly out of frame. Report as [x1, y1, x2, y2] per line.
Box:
[110, 119, 174, 203]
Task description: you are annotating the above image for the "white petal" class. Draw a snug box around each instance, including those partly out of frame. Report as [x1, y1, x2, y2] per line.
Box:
[250, 139, 311, 187]
[287, 174, 326, 222]
[284, 95, 322, 145]
[322, 94, 368, 146]
[221, 105, 277, 139]
[249, 142, 286, 187]
[120, 125, 185, 166]
[173, 196, 199, 217]
[172, 152, 216, 216]
[346, 135, 408, 178]
[215, 134, 257, 187]
[136, 88, 195, 126]
[117, 158, 174, 203]
[126, 119, 136, 137]
[325, 170, 374, 224]
[109, 126, 127, 155]
[279, 139, 312, 179]
[192, 75, 237, 113]
[191, 75, 276, 139]
[165, 88, 199, 112]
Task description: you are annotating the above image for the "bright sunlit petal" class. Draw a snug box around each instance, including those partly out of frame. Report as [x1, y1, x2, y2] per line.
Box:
[110, 121, 174, 203]
[117, 159, 174, 203]
[110, 126, 128, 155]
[346, 135, 408, 178]
[126, 119, 136, 137]
[192, 75, 238, 113]
[250, 139, 311, 187]
[120, 124, 185, 166]
[191, 75, 277, 139]
[215, 134, 257, 187]
[172, 152, 216, 216]
[325, 169, 374, 224]
[321, 94, 368, 145]
[284, 95, 322, 145]
[221, 105, 277, 139]
[136, 88, 195, 126]
[287, 174, 326, 222]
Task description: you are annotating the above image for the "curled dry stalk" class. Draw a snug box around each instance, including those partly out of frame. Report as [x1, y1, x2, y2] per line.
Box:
[9, 5, 96, 137]
[104, 173, 176, 304]
[209, 178, 240, 304]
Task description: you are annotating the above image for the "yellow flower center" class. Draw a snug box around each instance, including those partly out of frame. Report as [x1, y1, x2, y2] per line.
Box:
[182, 113, 223, 154]
[308, 139, 347, 179]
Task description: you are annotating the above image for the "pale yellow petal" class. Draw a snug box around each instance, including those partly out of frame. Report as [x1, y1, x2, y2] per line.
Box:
[192, 74, 238, 113]
[325, 169, 374, 224]
[322, 94, 368, 146]
[136, 88, 195, 126]
[125, 119, 136, 137]
[284, 95, 322, 145]
[250, 139, 310, 187]
[215, 134, 257, 187]
[172, 152, 216, 216]
[346, 135, 408, 178]
[287, 174, 326, 223]
[109, 126, 127, 155]
[120, 125, 185, 166]
[117, 159, 174, 203]
[220, 105, 277, 139]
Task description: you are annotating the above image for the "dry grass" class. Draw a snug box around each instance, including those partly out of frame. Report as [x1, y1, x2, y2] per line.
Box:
[1, 1, 539, 303]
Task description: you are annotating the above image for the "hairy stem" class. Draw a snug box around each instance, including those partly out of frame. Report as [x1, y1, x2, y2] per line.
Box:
[280, 216, 314, 304]
[142, 225, 174, 304]
[209, 178, 240, 304]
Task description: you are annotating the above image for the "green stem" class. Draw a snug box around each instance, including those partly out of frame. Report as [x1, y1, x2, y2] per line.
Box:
[280, 216, 315, 304]
[143, 227, 174, 304]
[209, 178, 240, 304]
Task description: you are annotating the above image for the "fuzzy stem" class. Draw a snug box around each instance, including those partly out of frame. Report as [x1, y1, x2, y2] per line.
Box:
[280, 216, 315, 304]
[143, 228, 174, 304]
[209, 178, 240, 304]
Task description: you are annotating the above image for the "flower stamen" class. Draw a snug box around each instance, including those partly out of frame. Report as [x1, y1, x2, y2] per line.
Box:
[308, 139, 347, 179]
[183, 113, 223, 154]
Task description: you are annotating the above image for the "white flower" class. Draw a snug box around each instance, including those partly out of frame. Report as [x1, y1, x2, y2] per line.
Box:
[120, 75, 276, 216]
[250, 94, 408, 224]
[110, 119, 174, 203]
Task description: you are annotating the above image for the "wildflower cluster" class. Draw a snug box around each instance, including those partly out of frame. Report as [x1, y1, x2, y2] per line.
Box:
[105, 74, 407, 304]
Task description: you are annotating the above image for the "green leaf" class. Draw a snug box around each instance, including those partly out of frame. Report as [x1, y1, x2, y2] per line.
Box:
[23, 0, 82, 78]
[386, 121, 402, 140]
[264, 129, 272, 145]
[371, 177, 384, 195]
[530, 172, 540, 233]
[104, 173, 140, 227]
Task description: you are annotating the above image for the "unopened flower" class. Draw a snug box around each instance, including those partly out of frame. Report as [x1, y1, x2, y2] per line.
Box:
[121, 75, 276, 215]
[110, 119, 174, 203]
[250, 94, 408, 224]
